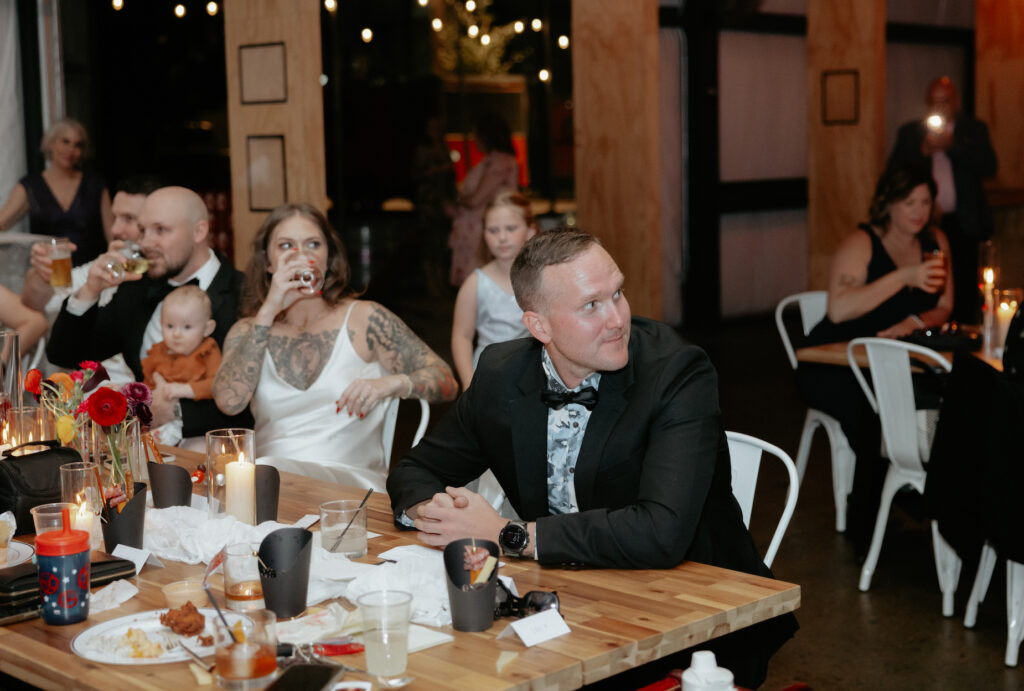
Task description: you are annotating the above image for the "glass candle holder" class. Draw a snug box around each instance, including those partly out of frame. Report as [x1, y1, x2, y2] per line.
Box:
[60, 461, 104, 550]
[206, 429, 255, 523]
[994, 289, 1023, 358]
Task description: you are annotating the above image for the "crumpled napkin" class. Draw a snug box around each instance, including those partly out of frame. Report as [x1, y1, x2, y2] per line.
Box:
[90, 579, 139, 613]
[144, 506, 378, 607]
[343, 550, 451, 627]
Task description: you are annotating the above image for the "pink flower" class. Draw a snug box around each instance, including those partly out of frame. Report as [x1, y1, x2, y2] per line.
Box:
[69, 371, 85, 383]
[121, 382, 153, 407]
[79, 360, 101, 371]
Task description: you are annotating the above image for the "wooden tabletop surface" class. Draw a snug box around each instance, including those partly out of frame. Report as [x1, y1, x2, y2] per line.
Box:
[0, 447, 800, 691]
[796, 340, 1004, 372]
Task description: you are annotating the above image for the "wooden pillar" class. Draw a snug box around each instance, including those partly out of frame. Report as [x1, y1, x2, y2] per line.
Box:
[976, 0, 1024, 189]
[223, 0, 327, 269]
[806, 1, 885, 289]
[572, 0, 661, 319]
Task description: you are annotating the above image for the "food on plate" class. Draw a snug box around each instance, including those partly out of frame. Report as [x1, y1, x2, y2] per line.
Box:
[160, 600, 206, 637]
[119, 627, 164, 658]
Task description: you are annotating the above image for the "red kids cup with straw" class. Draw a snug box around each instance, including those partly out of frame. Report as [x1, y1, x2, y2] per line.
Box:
[36, 508, 91, 625]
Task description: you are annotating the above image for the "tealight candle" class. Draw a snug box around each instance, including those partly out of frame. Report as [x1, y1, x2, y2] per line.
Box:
[225, 453, 256, 525]
[995, 299, 1018, 357]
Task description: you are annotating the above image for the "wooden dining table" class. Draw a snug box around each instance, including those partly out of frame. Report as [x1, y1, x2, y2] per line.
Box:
[797, 340, 1004, 372]
[0, 447, 800, 691]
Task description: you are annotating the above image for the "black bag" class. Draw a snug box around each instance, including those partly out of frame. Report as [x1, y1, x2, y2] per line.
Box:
[0, 441, 82, 534]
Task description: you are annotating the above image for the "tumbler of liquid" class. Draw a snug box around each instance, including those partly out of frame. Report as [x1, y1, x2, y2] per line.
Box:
[48, 238, 72, 289]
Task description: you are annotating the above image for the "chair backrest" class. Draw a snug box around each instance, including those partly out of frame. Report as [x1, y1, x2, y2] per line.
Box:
[726, 430, 800, 569]
[381, 398, 430, 467]
[775, 291, 829, 370]
[847, 338, 951, 473]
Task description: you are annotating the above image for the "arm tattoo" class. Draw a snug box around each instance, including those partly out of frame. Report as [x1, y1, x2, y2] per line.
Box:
[213, 323, 270, 415]
[364, 305, 458, 402]
[838, 273, 862, 289]
[267, 330, 339, 390]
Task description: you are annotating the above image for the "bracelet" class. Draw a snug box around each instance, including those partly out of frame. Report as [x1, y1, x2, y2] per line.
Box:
[399, 374, 414, 399]
[909, 314, 925, 328]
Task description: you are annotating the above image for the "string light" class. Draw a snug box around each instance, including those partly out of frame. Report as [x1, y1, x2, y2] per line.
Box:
[465, 0, 476, 10]
[467, 24, 479, 38]
[324, 0, 337, 11]
[206, 1, 218, 16]
[480, 33, 490, 45]
[431, 18, 443, 31]
[531, 18, 542, 31]
[558, 35, 569, 49]
[361, 28, 373, 43]
[538, 68, 550, 82]
[112, 0, 123, 10]
[174, 4, 185, 18]
[513, 20, 524, 34]
[417, 0, 428, 6]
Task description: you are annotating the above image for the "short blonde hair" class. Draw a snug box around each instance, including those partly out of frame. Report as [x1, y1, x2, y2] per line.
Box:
[163, 285, 212, 321]
[40, 118, 89, 161]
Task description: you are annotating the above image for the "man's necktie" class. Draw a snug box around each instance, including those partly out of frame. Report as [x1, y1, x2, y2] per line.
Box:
[540, 386, 599, 411]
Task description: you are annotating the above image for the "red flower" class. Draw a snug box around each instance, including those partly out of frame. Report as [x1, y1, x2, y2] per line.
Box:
[24, 369, 42, 396]
[86, 388, 128, 427]
[79, 361, 101, 371]
[69, 371, 84, 383]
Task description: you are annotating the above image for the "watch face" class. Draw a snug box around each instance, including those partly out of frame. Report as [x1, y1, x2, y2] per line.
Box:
[501, 523, 528, 551]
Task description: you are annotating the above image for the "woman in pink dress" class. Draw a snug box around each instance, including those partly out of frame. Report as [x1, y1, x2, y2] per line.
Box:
[448, 112, 519, 287]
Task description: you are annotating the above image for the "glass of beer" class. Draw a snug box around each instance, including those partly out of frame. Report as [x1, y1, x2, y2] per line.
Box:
[48, 238, 72, 291]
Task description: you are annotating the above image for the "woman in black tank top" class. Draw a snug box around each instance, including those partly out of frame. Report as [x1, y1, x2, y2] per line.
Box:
[807, 163, 953, 346]
[799, 162, 954, 553]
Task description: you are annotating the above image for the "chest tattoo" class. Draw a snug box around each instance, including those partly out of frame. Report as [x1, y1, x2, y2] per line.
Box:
[268, 330, 339, 390]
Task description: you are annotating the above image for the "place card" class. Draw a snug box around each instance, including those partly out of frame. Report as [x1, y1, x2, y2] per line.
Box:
[497, 609, 571, 647]
[112, 544, 164, 576]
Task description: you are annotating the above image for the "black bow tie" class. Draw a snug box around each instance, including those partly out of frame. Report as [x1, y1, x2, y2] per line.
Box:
[146, 277, 200, 304]
[541, 386, 599, 411]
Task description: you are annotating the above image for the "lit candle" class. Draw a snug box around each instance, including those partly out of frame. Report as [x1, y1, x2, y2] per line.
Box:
[996, 299, 1018, 356]
[71, 492, 102, 550]
[983, 268, 996, 356]
[224, 452, 255, 524]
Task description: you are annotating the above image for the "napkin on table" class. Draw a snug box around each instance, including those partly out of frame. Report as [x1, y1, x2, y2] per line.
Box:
[90, 579, 139, 613]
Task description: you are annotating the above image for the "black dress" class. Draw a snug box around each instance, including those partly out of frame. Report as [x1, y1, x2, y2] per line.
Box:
[19, 172, 106, 266]
[797, 224, 943, 551]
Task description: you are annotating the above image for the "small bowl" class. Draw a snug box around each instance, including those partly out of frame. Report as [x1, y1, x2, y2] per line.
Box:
[162, 578, 205, 609]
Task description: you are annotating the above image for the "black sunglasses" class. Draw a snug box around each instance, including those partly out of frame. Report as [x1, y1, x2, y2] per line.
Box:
[494, 579, 560, 618]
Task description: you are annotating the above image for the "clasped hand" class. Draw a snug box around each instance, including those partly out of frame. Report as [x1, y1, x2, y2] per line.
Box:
[412, 486, 505, 549]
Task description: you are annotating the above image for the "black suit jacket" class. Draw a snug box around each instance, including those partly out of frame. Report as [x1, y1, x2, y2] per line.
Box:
[887, 116, 997, 239]
[389, 318, 768, 573]
[47, 252, 253, 436]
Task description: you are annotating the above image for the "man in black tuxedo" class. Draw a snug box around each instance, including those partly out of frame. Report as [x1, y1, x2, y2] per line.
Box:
[888, 77, 997, 323]
[48, 185, 251, 438]
[388, 229, 796, 687]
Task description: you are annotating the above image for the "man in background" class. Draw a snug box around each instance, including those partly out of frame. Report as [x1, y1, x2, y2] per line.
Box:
[47, 185, 250, 442]
[888, 76, 997, 323]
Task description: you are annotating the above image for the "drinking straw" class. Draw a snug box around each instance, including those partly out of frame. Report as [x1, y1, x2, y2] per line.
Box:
[203, 584, 237, 643]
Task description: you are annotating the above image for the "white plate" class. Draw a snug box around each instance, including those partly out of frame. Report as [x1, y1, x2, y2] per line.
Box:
[71, 608, 247, 665]
[1, 542, 34, 568]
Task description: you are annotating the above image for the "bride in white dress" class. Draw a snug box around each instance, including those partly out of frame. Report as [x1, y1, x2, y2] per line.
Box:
[213, 203, 457, 491]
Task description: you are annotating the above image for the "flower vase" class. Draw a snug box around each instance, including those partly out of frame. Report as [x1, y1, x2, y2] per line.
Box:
[76, 419, 145, 498]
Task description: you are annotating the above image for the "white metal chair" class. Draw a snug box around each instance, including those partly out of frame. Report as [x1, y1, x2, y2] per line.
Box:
[775, 291, 856, 532]
[726, 431, 800, 569]
[381, 397, 430, 466]
[847, 338, 961, 613]
[962, 542, 1024, 666]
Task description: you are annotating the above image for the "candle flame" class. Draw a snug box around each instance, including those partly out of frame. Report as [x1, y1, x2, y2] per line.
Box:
[239, 451, 247, 463]
[984, 268, 995, 285]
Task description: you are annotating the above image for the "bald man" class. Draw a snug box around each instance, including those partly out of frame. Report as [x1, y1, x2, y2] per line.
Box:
[48, 186, 251, 436]
[888, 77, 997, 323]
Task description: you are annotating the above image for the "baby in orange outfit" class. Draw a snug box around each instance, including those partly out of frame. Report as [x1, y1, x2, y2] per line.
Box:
[142, 285, 221, 444]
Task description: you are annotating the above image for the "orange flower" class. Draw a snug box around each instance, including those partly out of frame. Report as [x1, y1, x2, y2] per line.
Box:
[45, 372, 75, 401]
